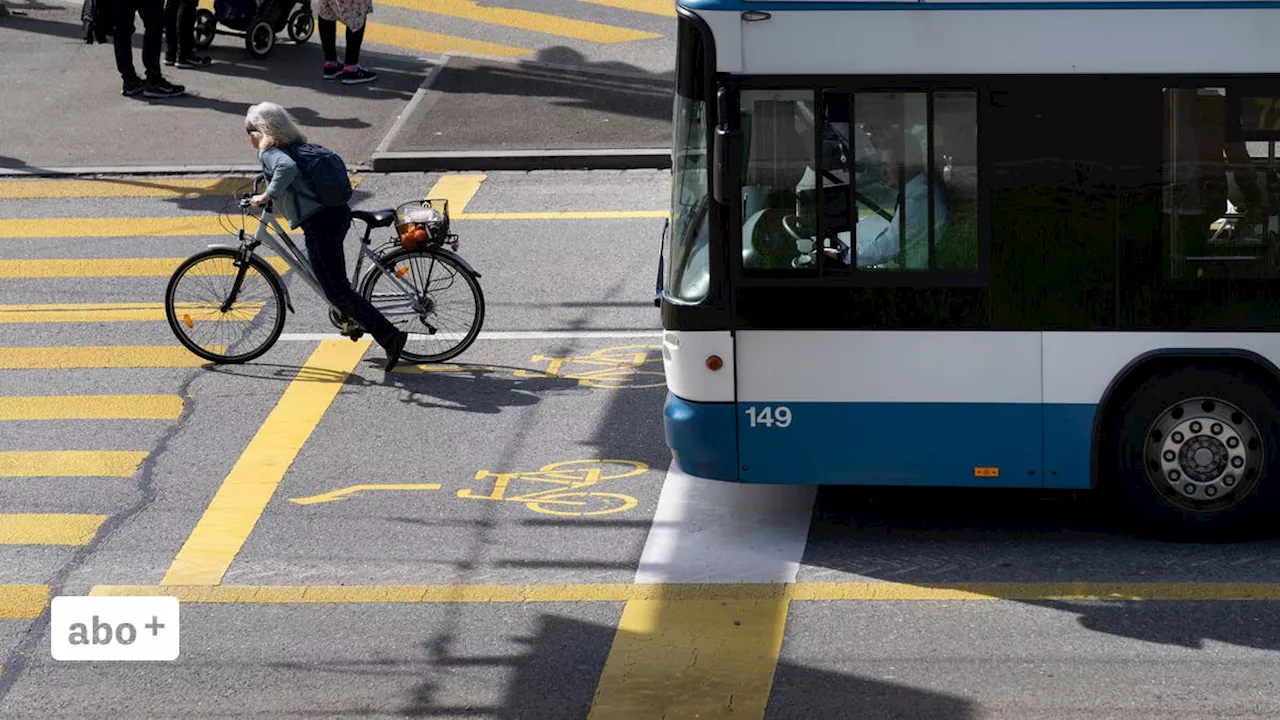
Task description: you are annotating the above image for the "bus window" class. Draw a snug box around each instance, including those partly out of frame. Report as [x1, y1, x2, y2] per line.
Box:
[816, 90, 978, 273]
[740, 89, 818, 276]
[1163, 87, 1280, 283]
[665, 15, 711, 304]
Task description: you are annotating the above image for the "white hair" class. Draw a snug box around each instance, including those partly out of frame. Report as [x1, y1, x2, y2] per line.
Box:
[245, 102, 307, 150]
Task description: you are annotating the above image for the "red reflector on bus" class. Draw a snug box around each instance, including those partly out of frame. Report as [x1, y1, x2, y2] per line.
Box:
[706, 355, 723, 371]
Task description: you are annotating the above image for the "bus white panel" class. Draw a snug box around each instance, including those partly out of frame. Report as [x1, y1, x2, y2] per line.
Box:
[1043, 332, 1280, 405]
[713, 9, 1280, 75]
[664, 330, 736, 402]
[736, 330, 1042, 403]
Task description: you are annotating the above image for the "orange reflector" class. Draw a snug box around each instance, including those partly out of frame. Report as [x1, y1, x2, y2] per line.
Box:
[182, 314, 193, 329]
[396, 267, 409, 278]
[974, 467, 1000, 477]
[706, 355, 723, 371]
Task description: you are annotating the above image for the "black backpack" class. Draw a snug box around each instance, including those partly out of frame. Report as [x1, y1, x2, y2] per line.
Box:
[81, 0, 114, 43]
[281, 143, 353, 207]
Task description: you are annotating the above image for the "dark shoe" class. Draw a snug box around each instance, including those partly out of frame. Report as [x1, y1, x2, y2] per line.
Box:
[143, 78, 186, 98]
[340, 65, 377, 85]
[323, 61, 342, 79]
[174, 55, 212, 68]
[383, 331, 408, 371]
[122, 77, 145, 96]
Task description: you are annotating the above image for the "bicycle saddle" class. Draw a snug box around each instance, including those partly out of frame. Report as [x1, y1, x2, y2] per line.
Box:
[351, 208, 397, 228]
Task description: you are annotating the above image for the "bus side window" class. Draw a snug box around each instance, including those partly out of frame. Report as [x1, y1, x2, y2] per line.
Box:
[740, 89, 818, 274]
[934, 92, 979, 270]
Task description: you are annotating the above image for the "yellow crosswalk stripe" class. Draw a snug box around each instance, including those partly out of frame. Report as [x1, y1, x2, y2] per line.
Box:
[364, 21, 531, 57]
[0, 451, 146, 477]
[425, 174, 485, 214]
[0, 346, 218, 369]
[0, 395, 184, 420]
[579, 0, 675, 17]
[0, 257, 290, 278]
[375, 0, 659, 43]
[0, 585, 49, 618]
[0, 515, 108, 545]
[0, 177, 362, 200]
[0, 302, 264, 323]
[0, 216, 241, 238]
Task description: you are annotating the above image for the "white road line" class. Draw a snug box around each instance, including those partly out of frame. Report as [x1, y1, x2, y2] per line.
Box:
[634, 460, 817, 584]
[278, 330, 662, 342]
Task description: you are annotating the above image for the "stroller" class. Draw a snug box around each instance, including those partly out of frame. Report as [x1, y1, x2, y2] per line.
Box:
[192, 0, 314, 59]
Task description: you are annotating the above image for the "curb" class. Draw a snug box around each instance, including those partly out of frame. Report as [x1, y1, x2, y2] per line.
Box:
[369, 149, 672, 172]
[0, 164, 283, 178]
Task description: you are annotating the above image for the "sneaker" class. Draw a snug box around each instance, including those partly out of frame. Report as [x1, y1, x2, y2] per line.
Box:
[323, 61, 343, 79]
[340, 64, 377, 85]
[122, 76, 145, 96]
[143, 78, 186, 98]
[174, 55, 212, 68]
[164, 55, 176, 66]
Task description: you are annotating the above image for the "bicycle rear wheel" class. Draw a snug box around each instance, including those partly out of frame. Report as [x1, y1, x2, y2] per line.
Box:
[165, 248, 287, 363]
[360, 247, 485, 363]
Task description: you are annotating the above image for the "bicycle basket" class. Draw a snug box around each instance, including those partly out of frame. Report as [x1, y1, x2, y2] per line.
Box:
[395, 199, 450, 250]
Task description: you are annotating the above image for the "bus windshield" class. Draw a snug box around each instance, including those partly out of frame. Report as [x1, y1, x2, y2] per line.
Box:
[666, 15, 711, 304]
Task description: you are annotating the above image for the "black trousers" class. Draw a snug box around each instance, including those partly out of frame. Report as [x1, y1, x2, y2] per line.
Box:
[164, 0, 197, 61]
[302, 206, 402, 350]
[113, 0, 164, 82]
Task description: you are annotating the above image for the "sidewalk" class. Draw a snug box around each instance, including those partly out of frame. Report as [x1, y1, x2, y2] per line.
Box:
[372, 53, 672, 171]
[0, 0, 672, 175]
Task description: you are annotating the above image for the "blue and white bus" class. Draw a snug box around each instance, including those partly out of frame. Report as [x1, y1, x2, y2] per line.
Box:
[658, 0, 1280, 538]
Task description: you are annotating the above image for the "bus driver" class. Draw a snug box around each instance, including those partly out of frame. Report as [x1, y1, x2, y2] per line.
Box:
[825, 140, 950, 269]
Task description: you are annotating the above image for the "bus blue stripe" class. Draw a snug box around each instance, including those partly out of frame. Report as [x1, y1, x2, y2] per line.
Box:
[667, 400, 1099, 489]
[681, 0, 1280, 10]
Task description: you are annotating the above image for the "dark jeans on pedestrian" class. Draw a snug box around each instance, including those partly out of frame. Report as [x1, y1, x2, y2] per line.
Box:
[164, 0, 196, 61]
[113, 0, 165, 82]
[302, 206, 402, 351]
[319, 18, 365, 65]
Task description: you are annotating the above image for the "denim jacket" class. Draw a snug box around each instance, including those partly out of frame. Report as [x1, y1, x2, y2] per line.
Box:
[259, 146, 324, 229]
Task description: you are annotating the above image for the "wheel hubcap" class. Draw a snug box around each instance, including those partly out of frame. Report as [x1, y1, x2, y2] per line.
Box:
[1146, 396, 1262, 509]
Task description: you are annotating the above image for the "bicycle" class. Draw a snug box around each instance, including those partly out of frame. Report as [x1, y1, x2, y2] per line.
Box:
[164, 176, 486, 365]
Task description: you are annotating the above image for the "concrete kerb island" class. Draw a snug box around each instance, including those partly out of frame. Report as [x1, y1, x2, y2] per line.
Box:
[370, 52, 673, 172]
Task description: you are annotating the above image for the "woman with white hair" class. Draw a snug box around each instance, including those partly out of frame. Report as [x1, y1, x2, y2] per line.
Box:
[245, 102, 407, 370]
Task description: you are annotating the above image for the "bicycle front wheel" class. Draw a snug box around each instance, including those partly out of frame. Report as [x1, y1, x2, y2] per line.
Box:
[360, 247, 485, 363]
[165, 248, 287, 363]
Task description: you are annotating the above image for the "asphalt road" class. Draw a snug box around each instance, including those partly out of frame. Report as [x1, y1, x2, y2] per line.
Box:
[0, 171, 1279, 719]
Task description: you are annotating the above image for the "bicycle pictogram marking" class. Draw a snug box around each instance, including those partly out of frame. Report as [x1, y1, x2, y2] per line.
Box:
[513, 345, 665, 389]
[288, 459, 648, 516]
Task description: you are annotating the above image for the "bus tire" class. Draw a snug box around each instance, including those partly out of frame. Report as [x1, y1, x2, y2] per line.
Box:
[1113, 363, 1280, 541]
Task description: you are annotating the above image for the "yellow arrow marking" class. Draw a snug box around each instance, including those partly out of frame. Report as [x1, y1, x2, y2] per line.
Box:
[289, 483, 443, 505]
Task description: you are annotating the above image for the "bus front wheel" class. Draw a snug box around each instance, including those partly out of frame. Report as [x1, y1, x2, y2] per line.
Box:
[1114, 363, 1280, 540]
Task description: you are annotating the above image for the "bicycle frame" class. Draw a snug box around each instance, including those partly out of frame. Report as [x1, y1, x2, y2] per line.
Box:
[218, 181, 426, 319]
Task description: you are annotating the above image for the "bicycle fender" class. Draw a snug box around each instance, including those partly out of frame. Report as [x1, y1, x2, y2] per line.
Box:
[431, 247, 482, 278]
[205, 243, 295, 313]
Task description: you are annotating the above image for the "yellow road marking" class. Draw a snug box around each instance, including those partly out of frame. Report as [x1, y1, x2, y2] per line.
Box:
[88, 581, 1280, 603]
[0, 585, 50, 618]
[0, 395, 184, 420]
[375, 0, 659, 43]
[0, 257, 290, 279]
[579, 0, 676, 17]
[289, 483, 442, 505]
[0, 302, 263, 324]
[0, 346, 218, 369]
[425, 173, 485, 215]
[162, 339, 372, 586]
[0, 211, 664, 238]
[588, 599, 787, 719]
[364, 22, 531, 57]
[0, 216, 241, 238]
[0, 177, 361, 200]
[0, 451, 146, 477]
[0, 515, 107, 546]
